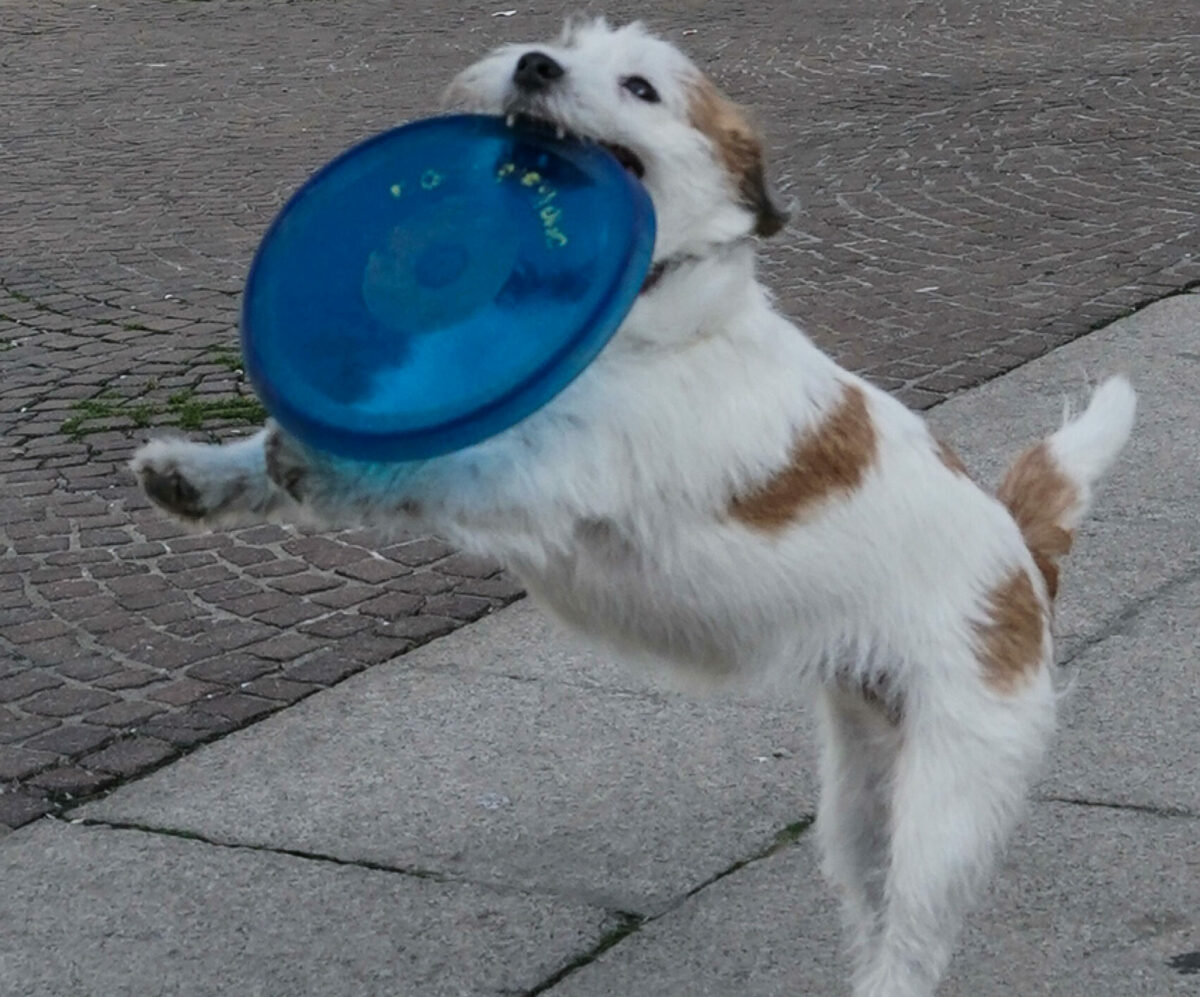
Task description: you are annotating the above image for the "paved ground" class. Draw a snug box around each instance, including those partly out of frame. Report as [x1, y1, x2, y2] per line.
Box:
[2, 0, 1199, 827]
[2, 293, 1197, 995]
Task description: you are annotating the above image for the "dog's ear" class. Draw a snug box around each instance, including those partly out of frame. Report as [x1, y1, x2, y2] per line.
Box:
[687, 78, 788, 238]
[737, 160, 789, 238]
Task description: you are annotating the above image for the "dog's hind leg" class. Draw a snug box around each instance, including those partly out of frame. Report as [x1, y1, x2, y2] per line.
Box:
[852, 662, 1055, 997]
[815, 684, 902, 978]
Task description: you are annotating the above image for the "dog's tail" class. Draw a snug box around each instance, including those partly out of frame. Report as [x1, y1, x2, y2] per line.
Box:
[997, 376, 1136, 600]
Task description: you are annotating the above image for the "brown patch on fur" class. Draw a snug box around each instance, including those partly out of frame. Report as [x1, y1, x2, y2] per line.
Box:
[730, 384, 877, 530]
[935, 438, 970, 477]
[974, 569, 1046, 693]
[687, 77, 787, 237]
[997, 442, 1077, 600]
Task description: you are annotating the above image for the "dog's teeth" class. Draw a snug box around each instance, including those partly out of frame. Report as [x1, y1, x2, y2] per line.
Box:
[505, 113, 516, 128]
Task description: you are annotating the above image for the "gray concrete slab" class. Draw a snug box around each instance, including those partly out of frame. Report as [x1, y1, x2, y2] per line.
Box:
[1048, 511, 1198, 661]
[80, 661, 818, 913]
[0, 819, 613, 997]
[546, 802, 1200, 996]
[1041, 576, 1200, 814]
[401, 595, 695, 697]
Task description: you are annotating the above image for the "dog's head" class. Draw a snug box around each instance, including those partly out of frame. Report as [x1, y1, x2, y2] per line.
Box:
[444, 19, 787, 260]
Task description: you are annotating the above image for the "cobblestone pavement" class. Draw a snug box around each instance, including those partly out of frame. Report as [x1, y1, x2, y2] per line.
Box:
[2, 0, 1198, 831]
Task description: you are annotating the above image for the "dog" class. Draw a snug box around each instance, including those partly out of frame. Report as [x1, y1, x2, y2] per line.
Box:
[132, 19, 1136, 996]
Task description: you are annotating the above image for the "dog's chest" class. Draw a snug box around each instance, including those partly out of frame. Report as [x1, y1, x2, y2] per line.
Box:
[512, 516, 765, 678]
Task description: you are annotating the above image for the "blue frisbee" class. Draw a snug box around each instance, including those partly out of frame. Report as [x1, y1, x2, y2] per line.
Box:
[241, 113, 655, 461]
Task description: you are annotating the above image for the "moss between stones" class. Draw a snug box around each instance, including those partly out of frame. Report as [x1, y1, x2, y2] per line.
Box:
[61, 388, 266, 440]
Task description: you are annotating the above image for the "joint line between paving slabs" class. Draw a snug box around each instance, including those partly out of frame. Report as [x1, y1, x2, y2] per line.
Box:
[66, 815, 461, 884]
[1057, 557, 1200, 669]
[1038, 795, 1198, 820]
[520, 913, 646, 997]
[520, 815, 816, 996]
[678, 815, 816, 905]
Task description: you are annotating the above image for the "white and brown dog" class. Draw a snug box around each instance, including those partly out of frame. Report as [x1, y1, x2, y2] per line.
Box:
[133, 19, 1136, 997]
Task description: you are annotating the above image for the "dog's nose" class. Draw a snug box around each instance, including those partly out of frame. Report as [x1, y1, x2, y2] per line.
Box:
[513, 51, 565, 92]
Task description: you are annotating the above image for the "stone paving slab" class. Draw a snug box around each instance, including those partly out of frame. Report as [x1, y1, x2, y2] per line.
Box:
[1043, 576, 1200, 815]
[0, 820, 614, 997]
[544, 802, 1200, 996]
[3, 0, 1200, 828]
[79, 653, 817, 914]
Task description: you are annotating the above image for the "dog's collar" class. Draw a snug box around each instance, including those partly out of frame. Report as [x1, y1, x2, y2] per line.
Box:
[638, 239, 752, 296]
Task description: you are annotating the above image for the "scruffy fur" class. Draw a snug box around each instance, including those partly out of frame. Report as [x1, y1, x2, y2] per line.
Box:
[133, 20, 1136, 996]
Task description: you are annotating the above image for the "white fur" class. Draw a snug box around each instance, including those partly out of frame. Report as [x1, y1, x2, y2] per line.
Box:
[131, 21, 1135, 996]
[1048, 376, 1136, 528]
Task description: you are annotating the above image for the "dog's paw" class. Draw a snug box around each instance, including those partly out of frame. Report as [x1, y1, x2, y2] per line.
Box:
[131, 439, 217, 521]
[131, 430, 280, 526]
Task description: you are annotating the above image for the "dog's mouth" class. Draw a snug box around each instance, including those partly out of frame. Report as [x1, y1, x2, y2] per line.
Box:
[504, 111, 645, 179]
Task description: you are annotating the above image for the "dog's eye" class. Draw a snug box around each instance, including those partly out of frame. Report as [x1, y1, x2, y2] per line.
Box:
[621, 76, 660, 103]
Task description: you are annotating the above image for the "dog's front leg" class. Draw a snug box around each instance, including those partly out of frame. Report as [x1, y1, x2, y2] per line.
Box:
[132, 421, 538, 541]
[132, 427, 297, 528]
[132, 423, 425, 532]
[257, 427, 428, 527]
